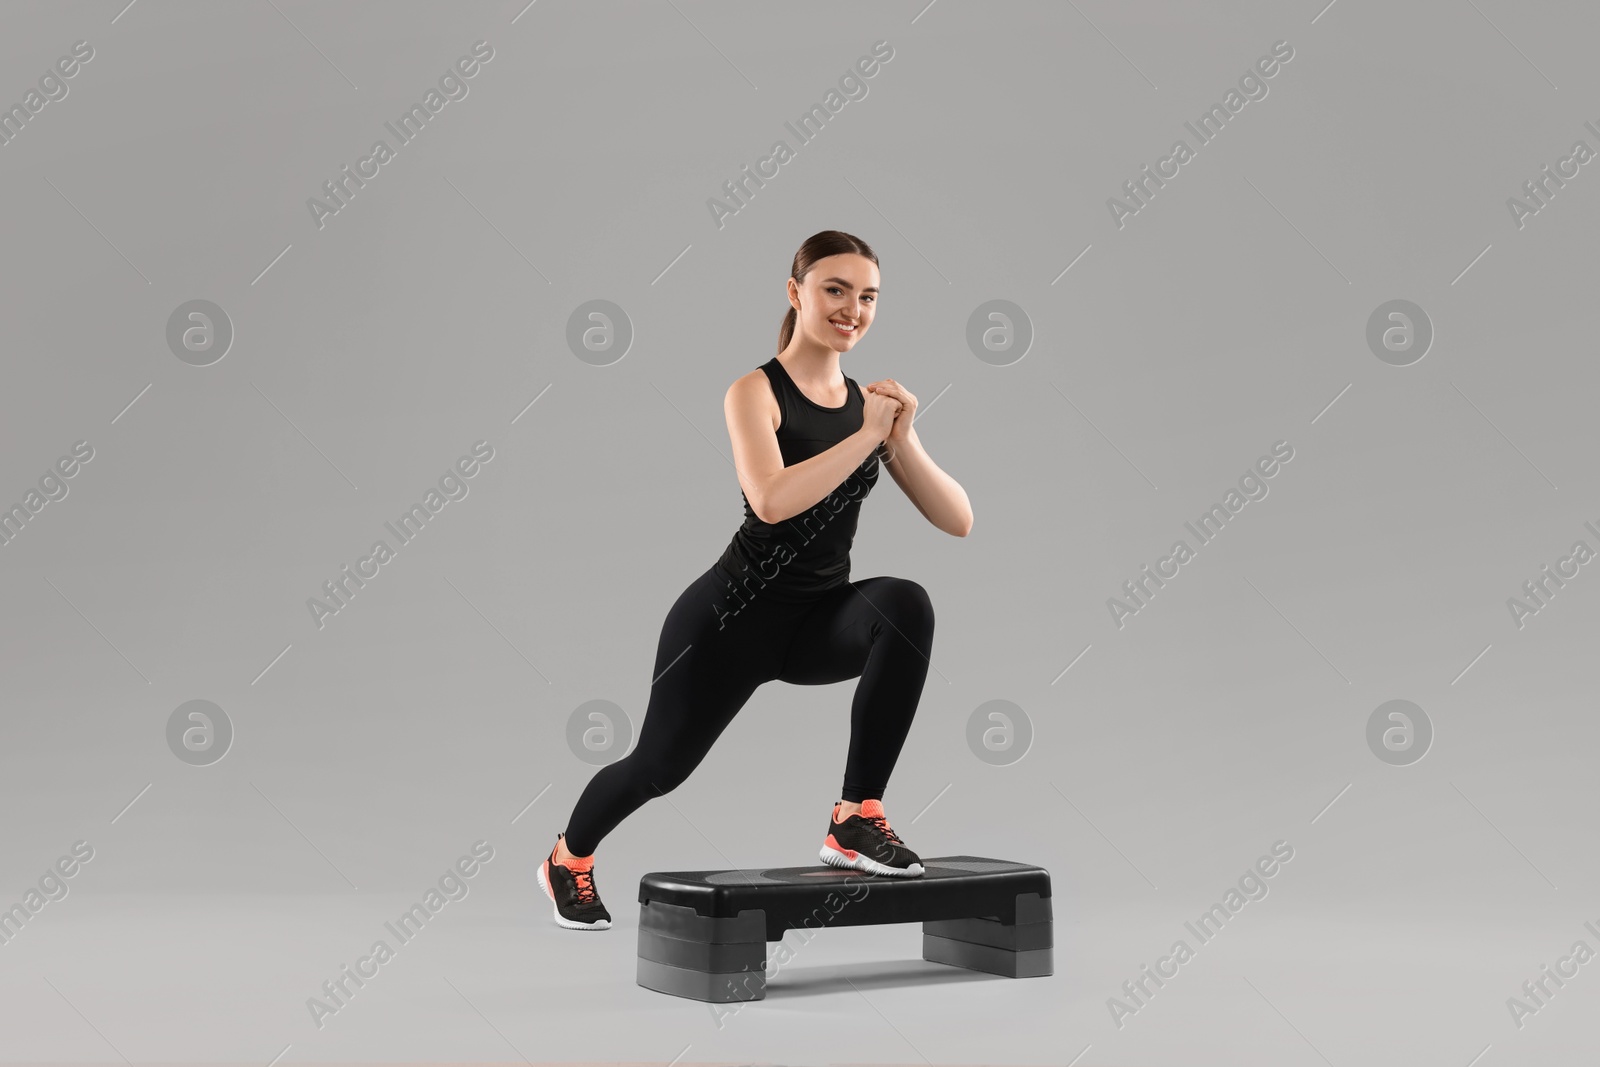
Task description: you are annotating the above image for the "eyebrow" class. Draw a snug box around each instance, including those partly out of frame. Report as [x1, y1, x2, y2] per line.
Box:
[821, 277, 879, 293]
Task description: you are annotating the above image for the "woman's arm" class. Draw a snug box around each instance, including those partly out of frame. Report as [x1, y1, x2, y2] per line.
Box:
[868, 380, 973, 537]
[724, 372, 885, 524]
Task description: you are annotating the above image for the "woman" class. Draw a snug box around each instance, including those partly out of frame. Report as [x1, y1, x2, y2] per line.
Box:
[539, 229, 974, 930]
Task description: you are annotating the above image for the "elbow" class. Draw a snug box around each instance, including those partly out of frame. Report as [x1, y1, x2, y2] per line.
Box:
[753, 479, 801, 524]
[751, 494, 781, 525]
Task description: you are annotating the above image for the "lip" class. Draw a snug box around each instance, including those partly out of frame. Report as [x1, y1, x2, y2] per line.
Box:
[829, 319, 858, 334]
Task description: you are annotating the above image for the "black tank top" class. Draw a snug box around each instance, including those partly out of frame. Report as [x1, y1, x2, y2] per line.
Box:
[714, 357, 883, 602]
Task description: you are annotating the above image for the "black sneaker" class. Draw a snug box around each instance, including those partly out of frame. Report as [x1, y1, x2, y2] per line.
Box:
[819, 799, 924, 877]
[538, 833, 613, 930]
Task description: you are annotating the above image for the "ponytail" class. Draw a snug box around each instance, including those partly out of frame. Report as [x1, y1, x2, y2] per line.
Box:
[777, 305, 799, 353]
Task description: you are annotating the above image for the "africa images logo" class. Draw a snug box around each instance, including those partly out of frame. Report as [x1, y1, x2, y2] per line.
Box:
[1106, 441, 1295, 628]
[712, 450, 881, 625]
[306, 441, 494, 629]
[1106, 40, 1296, 229]
[306, 41, 495, 231]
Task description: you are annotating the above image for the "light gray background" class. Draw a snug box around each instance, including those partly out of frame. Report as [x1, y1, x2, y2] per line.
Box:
[2, 0, 1596, 1064]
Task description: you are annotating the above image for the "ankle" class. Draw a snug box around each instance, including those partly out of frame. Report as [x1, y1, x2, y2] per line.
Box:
[555, 836, 591, 866]
[836, 800, 863, 820]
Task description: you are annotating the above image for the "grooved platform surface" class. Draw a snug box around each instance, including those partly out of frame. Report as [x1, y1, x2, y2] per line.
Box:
[637, 855, 1052, 938]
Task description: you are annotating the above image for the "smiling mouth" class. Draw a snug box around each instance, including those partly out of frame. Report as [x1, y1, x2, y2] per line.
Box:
[829, 320, 857, 334]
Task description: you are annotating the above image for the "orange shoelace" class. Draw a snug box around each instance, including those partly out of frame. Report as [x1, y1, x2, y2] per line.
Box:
[571, 868, 597, 904]
[556, 845, 599, 904]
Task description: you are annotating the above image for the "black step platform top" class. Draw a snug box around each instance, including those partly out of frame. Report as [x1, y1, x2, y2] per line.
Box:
[638, 855, 1050, 934]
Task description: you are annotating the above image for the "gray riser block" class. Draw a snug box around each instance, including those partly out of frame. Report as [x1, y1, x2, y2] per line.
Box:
[638, 927, 768, 973]
[922, 916, 1052, 951]
[922, 932, 1052, 978]
[638, 900, 766, 943]
[637, 955, 768, 1003]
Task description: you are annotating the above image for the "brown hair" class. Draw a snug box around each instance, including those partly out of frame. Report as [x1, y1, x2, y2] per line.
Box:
[778, 230, 879, 353]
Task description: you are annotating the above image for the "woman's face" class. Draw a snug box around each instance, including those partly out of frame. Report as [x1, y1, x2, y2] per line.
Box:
[790, 253, 879, 352]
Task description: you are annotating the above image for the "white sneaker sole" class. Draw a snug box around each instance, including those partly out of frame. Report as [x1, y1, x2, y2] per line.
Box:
[819, 843, 924, 877]
[537, 862, 612, 930]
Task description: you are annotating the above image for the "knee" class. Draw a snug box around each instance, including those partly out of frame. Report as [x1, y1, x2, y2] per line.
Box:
[883, 577, 935, 633]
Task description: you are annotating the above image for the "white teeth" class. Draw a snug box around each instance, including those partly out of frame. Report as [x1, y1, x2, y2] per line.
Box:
[831, 321, 855, 331]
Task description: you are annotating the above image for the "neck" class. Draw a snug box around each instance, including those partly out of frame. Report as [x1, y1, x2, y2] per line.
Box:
[778, 335, 843, 384]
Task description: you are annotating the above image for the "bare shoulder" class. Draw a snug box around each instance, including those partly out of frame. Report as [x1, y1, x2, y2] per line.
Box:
[726, 367, 780, 430]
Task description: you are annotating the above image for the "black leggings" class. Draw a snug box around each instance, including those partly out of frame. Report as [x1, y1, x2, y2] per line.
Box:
[562, 564, 936, 856]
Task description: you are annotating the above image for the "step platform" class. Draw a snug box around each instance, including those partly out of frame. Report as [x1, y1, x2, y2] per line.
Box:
[636, 855, 1051, 1002]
